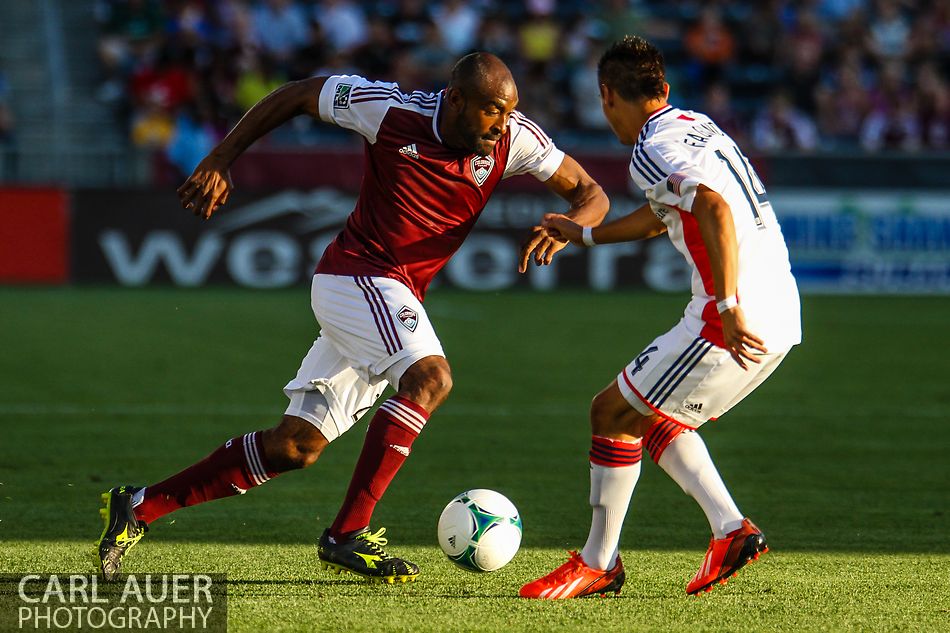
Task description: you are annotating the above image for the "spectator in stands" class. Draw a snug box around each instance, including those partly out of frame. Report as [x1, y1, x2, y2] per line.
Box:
[166, 0, 216, 50]
[570, 46, 611, 131]
[234, 52, 285, 113]
[861, 60, 921, 151]
[412, 23, 455, 88]
[475, 12, 518, 61]
[904, 8, 942, 67]
[288, 19, 330, 81]
[860, 94, 921, 151]
[314, 0, 368, 55]
[96, 0, 166, 104]
[96, 0, 166, 71]
[166, 105, 218, 176]
[777, 10, 826, 115]
[352, 16, 398, 78]
[94, 0, 950, 155]
[388, 0, 435, 48]
[518, 3, 561, 66]
[913, 62, 949, 150]
[253, 0, 310, 64]
[702, 82, 747, 148]
[738, 1, 783, 68]
[684, 6, 736, 85]
[131, 94, 174, 149]
[213, 0, 259, 52]
[0, 65, 16, 178]
[432, 0, 482, 55]
[815, 55, 872, 147]
[869, 0, 910, 60]
[818, 0, 867, 22]
[595, 0, 649, 48]
[129, 47, 194, 114]
[752, 90, 819, 151]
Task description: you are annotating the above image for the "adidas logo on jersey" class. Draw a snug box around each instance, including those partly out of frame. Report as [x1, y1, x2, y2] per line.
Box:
[684, 402, 704, 413]
[399, 144, 420, 159]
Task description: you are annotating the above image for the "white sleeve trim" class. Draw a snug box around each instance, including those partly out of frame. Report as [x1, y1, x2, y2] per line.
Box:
[535, 147, 565, 181]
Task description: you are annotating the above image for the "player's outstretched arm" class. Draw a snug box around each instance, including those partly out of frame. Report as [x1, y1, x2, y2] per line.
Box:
[542, 202, 666, 245]
[518, 155, 608, 272]
[691, 184, 767, 369]
[178, 76, 329, 220]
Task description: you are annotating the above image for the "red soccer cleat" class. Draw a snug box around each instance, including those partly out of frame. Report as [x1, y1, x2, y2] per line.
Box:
[519, 551, 625, 599]
[686, 518, 768, 595]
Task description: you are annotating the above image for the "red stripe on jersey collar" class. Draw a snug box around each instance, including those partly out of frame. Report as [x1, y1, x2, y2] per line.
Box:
[646, 104, 673, 122]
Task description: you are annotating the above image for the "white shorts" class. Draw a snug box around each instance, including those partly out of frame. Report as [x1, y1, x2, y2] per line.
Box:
[283, 274, 445, 442]
[617, 319, 788, 429]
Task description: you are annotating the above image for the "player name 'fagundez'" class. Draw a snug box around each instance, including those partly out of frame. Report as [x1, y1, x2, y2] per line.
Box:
[2, 574, 227, 632]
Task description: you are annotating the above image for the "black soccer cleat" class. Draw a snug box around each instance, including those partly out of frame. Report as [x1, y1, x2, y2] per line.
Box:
[318, 527, 419, 584]
[97, 486, 148, 581]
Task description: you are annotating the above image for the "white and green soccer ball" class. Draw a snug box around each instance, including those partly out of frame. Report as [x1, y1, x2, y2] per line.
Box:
[437, 489, 522, 572]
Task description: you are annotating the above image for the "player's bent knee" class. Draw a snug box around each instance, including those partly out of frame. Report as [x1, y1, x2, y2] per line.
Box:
[262, 416, 330, 472]
[399, 357, 453, 409]
[589, 392, 616, 435]
[589, 386, 655, 438]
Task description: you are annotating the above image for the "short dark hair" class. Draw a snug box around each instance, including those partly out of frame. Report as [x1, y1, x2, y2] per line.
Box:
[597, 36, 666, 102]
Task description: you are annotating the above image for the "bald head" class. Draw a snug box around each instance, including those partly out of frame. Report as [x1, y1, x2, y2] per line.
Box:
[441, 52, 519, 156]
[449, 52, 515, 99]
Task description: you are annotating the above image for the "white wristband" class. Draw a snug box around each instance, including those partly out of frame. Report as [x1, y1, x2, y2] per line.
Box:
[716, 296, 738, 313]
[581, 226, 596, 247]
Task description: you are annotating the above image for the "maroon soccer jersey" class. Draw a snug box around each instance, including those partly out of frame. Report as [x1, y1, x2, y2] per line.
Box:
[314, 75, 565, 301]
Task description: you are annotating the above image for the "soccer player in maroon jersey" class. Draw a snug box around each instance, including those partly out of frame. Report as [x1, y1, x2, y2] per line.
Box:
[96, 53, 608, 583]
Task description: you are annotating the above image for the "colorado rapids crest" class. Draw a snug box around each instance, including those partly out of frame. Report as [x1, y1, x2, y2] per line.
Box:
[470, 155, 494, 186]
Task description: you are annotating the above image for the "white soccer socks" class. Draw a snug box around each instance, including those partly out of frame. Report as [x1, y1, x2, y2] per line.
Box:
[580, 435, 642, 571]
[652, 426, 744, 539]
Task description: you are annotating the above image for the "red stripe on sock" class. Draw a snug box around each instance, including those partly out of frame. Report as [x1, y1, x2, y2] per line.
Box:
[644, 420, 685, 463]
[589, 435, 643, 467]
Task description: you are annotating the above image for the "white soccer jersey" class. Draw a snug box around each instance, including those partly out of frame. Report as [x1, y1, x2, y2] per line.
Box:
[630, 105, 801, 351]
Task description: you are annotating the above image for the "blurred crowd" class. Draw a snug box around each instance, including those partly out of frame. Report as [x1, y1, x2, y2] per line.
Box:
[94, 0, 950, 175]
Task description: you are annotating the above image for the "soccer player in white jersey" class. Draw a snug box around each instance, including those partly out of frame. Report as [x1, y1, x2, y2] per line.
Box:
[520, 36, 802, 599]
[96, 53, 608, 583]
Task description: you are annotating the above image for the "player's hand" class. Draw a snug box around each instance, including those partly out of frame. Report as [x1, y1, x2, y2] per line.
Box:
[720, 306, 768, 370]
[518, 225, 568, 273]
[541, 213, 584, 245]
[177, 155, 234, 220]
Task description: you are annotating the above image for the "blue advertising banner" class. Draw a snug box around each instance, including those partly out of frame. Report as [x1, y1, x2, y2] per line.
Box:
[770, 190, 950, 293]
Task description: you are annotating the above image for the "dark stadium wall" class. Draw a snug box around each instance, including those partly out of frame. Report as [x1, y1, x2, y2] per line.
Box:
[67, 188, 950, 294]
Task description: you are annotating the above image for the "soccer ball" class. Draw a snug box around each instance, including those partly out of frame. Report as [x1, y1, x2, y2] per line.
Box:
[437, 489, 522, 572]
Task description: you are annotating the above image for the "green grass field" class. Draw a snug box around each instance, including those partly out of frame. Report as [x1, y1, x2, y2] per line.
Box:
[1, 288, 948, 632]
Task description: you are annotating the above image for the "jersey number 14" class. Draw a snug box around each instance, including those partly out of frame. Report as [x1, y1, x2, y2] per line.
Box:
[715, 147, 768, 230]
